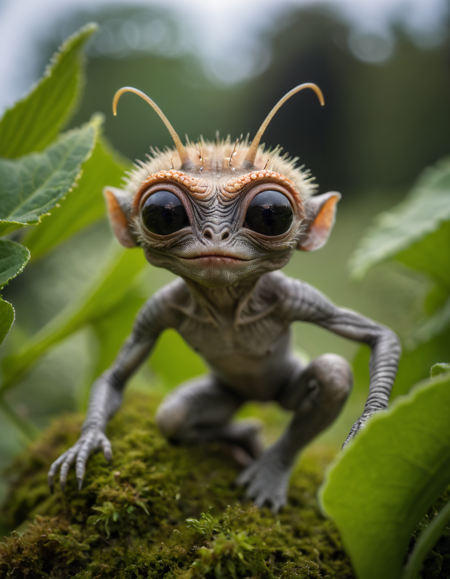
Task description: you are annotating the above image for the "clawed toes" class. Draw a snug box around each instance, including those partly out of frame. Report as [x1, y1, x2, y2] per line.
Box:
[235, 456, 289, 514]
[248, 488, 286, 513]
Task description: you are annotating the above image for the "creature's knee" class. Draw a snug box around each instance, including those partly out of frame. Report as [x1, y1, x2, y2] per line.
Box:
[309, 353, 353, 403]
[155, 398, 188, 440]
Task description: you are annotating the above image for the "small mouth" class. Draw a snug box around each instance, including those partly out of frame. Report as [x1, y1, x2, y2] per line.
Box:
[180, 255, 249, 265]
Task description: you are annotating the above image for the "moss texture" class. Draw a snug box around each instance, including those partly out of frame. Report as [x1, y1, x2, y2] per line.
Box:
[0, 393, 354, 579]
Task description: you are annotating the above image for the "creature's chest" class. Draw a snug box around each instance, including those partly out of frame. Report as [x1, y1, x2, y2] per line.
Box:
[177, 313, 288, 360]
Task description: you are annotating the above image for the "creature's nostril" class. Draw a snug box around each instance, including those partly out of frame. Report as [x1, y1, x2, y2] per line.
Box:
[221, 231, 230, 240]
[204, 230, 212, 240]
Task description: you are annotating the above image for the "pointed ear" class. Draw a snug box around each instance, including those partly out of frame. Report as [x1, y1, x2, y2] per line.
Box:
[297, 192, 341, 251]
[103, 187, 137, 248]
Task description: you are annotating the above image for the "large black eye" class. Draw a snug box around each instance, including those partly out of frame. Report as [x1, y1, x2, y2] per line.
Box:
[245, 190, 293, 236]
[141, 190, 189, 235]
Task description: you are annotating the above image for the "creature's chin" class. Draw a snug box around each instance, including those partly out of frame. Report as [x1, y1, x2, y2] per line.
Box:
[144, 249, 292, 288]
[178, 256, 256, 288]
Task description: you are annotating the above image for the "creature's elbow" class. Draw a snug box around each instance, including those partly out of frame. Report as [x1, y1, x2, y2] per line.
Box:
[372, 326, 402, 361]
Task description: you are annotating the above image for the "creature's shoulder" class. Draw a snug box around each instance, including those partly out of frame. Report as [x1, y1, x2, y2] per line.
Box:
[259, 271, 303, 296]
[258, 272, 312, 318]
[137, 278, 189, 329]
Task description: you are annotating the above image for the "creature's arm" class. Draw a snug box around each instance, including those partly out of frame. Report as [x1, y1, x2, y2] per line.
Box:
[286, 279, 401, 443]
[48, 286, 179, 492]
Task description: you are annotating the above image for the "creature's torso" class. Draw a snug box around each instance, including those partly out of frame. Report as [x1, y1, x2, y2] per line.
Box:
[163, 272, 300, 400]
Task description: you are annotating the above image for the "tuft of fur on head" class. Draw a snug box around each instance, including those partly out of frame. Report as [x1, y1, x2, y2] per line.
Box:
[122, 138, 317, 200]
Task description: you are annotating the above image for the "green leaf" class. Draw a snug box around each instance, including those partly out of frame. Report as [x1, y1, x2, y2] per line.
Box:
[413, 297, 450, 345]
[0, 240, 30, 288]
[0, 240, 30, 345]
[0, 122, 97, 236]
[430, 363, 450, 377]
[0, 245, 147, 393]
[0, 299, 14, 345]
[0, 23, 97, 158]
[319, 373, 450, 579]
[350, 158, 450, 280]
[23, 137, 130, 259]
[396, 220, 450, 289]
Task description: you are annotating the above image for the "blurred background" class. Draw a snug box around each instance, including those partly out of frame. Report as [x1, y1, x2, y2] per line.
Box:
[1, 0, 449, 504]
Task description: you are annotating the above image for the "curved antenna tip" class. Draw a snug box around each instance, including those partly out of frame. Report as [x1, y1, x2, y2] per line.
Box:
[244, 82, 325, 167]
[111, 86, 190, 165]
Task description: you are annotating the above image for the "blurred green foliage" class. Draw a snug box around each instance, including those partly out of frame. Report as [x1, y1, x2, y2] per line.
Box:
[351, 156, 450, 400]
[61, 6, 450, 195]
[320, 155, 450, 578]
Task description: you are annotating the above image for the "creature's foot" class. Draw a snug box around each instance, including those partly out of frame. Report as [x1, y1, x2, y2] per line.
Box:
[48, 427, 112, 493]
[236, 447, 291, 513]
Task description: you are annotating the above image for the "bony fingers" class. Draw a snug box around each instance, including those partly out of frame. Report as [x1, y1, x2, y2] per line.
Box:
[48, 451, 70, 493]
[254, 492, 273, 510]
[48, 451, 68, 477]
[236, 461, 258, 486]
[236, 470, 252, 486]
[48, 456, 66, 489]
[246, 480, 263, 500]
[75, 437, 98, 489]
[59, 448, 78, 491]
[75, 455, 87, 487]
[270, 499, 285, 515]
[101, 436, 113, 462]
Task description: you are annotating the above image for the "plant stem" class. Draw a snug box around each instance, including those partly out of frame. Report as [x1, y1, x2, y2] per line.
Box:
[403, 498, 450, 579]
[0, 396, 38, 441]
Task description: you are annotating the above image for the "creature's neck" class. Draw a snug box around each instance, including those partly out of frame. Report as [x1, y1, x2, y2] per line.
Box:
[183, 276, 261, 322]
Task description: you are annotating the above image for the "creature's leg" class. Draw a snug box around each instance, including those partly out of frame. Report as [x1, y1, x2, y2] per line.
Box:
[156, 375, 264, 461]
[237, 353, 352, 512]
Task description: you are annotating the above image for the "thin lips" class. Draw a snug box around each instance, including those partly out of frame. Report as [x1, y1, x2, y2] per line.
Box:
[182, 254, 248, 261]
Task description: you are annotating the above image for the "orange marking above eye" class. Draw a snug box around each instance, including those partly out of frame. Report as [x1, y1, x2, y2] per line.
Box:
[132, 170, 212, 211]
[223, 170, 303, 209]
[133, 169, 304, 211]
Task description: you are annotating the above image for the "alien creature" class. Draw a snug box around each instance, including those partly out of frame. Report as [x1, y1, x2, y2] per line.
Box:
[48, 83, 401, 513]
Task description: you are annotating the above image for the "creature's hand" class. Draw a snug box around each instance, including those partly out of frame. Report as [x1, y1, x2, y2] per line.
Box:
[48, 428, 112, 493]
[343, 405, 381, 447]
[236, 447, 291, 514]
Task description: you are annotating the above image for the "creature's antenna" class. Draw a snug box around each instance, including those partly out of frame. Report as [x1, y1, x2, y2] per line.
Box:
[243, 83, 324, 168]
[113, 87, 192, 168]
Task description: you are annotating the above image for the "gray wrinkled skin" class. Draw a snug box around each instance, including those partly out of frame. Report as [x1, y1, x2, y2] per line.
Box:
[48, 140, 401, 513]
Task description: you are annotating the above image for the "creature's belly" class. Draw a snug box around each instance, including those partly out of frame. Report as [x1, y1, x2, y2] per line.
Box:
[178, 321, 297, 400]
[207, 351, 297, 401]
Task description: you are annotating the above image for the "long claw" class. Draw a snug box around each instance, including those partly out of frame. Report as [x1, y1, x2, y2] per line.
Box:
[100, 434, 113, 462]
[78, 477, 83, 491]
[59, 448, 77, 490]
[48, 475, 54, 495]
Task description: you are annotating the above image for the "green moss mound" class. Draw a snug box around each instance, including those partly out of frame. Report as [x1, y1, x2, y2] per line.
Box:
[0, 393, 354, 579]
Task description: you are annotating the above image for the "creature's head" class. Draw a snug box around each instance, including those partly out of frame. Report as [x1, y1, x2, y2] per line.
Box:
[105, 84, 340, 289]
